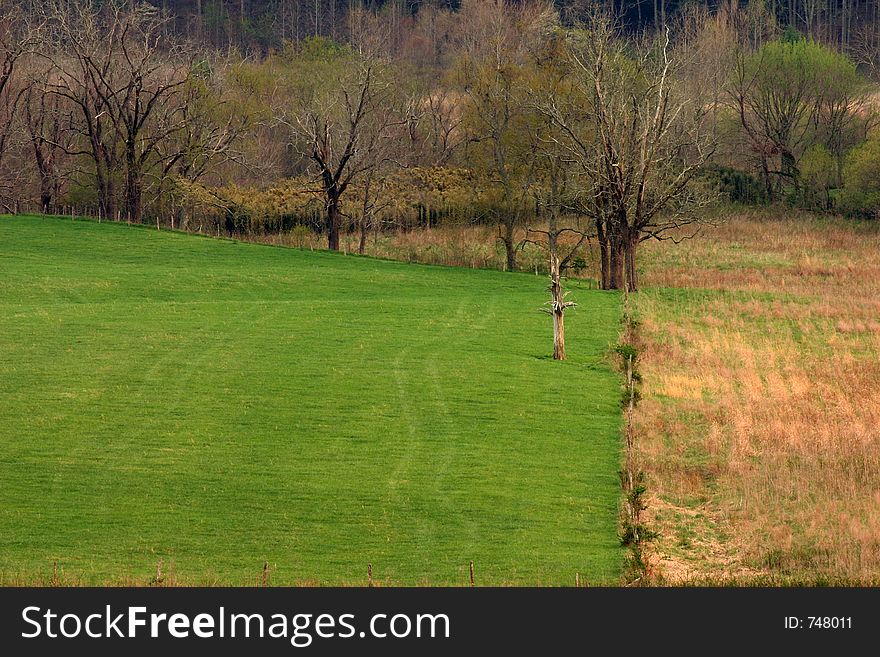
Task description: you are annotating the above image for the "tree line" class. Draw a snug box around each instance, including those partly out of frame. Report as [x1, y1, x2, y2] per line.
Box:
[115, 1, 880, 57]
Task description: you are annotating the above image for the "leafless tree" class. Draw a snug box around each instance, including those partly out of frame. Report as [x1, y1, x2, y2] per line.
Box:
[21, 77, 74, 214]
[515, 39, 591, 361]
[0, 7, 38, 212]
[279, 47, 405, 251]
[537, 14, 715, 291]
[39, 0, 192, 223]
[850, 19, 880, 79]
[413, 87, 466, 168]
[524, 147, 590, 361]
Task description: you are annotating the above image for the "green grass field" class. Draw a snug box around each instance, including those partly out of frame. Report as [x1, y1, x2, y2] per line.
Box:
[0, 215, 623, 585]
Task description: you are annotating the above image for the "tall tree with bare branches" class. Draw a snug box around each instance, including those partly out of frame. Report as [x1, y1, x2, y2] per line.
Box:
[0, 6, 37, 212]
[278, 38, 405, 251]
[522, 35, 590, 360]
[537, 14, 715, 291]
[40, 0, 192, 223]
[21, 79, 73, 214]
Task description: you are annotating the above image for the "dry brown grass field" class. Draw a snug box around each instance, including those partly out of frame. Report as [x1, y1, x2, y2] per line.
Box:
[240, 224, 555, 275]
[634, 209, 880, 584]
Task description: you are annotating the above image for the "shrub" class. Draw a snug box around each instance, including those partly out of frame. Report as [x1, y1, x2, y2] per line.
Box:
[702, 165, 767, 205]
[838, 138, 880, 219]
[797, 144, 837, 211]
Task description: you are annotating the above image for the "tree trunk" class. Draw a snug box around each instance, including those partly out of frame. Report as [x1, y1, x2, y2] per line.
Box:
[96, 166, 108, 217]
[358, 214, 367, 255]
[606, 233, 625, 290]
[598, 215, 629, 291]
[358, 172, 374, 256]
[326, 194, 341, 251]
[597, 217, 609, 288]
[175, 204, 186, 231]
[97, 172, 117, 221]
[502, 217, 517, 271]
[781, 150, 798, 190]
[549, 250, 565, 361]
[761, 154, 774, 203]
[126, 173, 142, 224]
[39, 173, 52, 214]
[624, 236, 638, 293]
[34, 148, 53, 214]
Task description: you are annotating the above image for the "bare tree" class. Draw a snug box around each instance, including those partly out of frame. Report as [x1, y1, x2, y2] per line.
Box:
[354, 166, 390, 255]
[413, 87, 466, 168]
[21, 78, 73, 214]
[279, 42, 405, 251]
[0, 7, 36, 212]
[524, 150, 590, 361]
[520, 41, 591, 361]
[40, 0, 191, 223]
[537, 14, 715, 291]
[850, 19, 880, 80]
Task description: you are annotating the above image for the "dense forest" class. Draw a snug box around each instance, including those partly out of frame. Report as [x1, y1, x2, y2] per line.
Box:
[140, 1, 880, 51]
[2, 0, 880, 295]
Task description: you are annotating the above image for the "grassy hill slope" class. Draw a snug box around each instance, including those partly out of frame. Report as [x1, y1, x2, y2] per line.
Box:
[0, 215, 623, 585]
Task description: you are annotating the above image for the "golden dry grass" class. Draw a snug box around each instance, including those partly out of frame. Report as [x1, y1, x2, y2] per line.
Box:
[633, 209, 880, 583]
[238, 223, 569, 276]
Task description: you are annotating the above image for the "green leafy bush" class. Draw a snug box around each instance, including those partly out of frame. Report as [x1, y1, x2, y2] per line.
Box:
[796, 144, 837, 211]
[838, 138, 880, 219]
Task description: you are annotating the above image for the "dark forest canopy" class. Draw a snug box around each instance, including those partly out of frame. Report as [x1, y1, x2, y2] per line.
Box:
[132, 1, 880, 52]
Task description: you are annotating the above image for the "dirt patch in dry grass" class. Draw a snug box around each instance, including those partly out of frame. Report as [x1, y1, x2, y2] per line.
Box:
[634, 209, 880, 583]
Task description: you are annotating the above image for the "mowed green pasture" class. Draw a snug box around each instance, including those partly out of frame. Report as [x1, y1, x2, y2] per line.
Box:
[0, 215, 623, 585]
